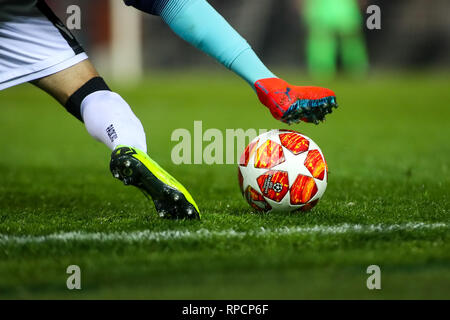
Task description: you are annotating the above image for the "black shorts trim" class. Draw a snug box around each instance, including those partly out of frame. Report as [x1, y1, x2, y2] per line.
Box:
[35, 0, 84, 55]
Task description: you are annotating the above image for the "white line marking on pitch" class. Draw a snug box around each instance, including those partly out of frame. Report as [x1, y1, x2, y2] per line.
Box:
[0, 222, 447, 245]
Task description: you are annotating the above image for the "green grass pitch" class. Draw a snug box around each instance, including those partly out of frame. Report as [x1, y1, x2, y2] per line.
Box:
[0, 71, 449, 299]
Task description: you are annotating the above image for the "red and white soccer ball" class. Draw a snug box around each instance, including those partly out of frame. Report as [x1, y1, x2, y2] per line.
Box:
[238, 129, 328, 213]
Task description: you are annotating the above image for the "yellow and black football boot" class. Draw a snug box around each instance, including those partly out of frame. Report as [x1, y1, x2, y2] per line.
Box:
[110, 146, 200, 219]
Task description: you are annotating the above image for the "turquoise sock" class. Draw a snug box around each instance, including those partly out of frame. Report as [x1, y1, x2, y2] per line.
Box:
[160, 0, 276, 87]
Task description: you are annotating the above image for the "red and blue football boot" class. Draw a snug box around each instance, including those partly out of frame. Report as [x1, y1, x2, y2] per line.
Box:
[254, 78, 338, 124]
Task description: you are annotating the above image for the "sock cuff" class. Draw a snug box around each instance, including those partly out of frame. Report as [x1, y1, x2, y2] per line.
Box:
[160, 0, 197, 23]
[124, 0, 196, 22]
[65, 77, 110, 122]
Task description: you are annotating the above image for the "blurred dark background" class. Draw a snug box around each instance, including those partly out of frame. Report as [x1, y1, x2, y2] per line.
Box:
[47, 0, 450, 78]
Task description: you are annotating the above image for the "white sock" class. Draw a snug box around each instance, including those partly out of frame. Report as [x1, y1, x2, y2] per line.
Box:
[80, 90, 147, 152]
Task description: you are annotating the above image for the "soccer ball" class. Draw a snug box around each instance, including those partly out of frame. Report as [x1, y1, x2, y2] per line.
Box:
[238, 129, 328, 213]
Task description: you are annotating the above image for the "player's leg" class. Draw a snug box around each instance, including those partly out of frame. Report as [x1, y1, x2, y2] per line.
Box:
[334, 0, 369, 76]
[31, 60, 147, 152]
[306, 27, 338, 79]
[340, 32, 369, 76]
[32, 61, 200, 219]
[0, 0, 198, 219]
[124, 0, 337, 124]
[31, 59, 98, 106]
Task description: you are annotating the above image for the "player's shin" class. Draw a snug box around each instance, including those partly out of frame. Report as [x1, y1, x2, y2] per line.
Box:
[81, 91, 147, 152]
[65, 77, 147, 152]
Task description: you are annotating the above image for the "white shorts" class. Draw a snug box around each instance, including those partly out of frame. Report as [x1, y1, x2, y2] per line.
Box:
[0, 0, 88, 90]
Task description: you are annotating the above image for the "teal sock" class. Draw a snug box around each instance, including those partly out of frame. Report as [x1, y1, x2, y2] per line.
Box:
[160, 0, 276, 87]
